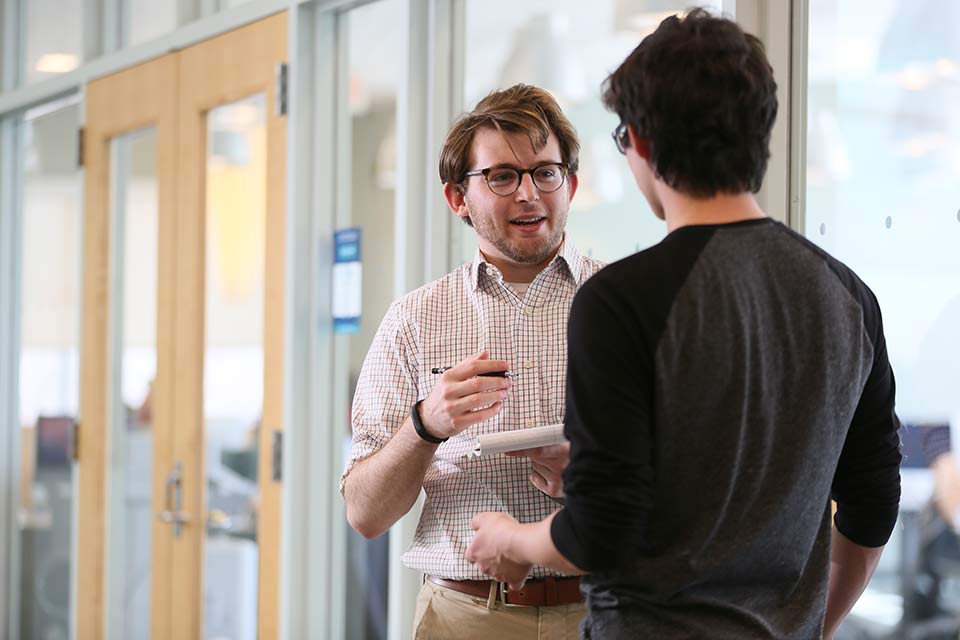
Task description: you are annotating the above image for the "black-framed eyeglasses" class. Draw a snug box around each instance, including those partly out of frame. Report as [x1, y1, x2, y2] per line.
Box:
[463, 162, 569, 197]
[612, 122, 630, 155]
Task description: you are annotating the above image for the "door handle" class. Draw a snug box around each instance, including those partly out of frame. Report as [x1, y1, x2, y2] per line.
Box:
[158, 462, 189, 537]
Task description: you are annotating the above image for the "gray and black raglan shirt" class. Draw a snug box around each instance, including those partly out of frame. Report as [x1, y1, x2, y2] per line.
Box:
[551, 218, 902, 639]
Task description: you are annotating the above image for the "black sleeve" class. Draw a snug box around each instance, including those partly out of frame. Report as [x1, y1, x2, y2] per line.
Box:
[832, 288, 902, 548]
[550, 279, 656, 571]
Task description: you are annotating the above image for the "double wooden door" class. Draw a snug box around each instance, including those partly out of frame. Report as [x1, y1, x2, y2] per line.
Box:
[77, 13, 287, 639]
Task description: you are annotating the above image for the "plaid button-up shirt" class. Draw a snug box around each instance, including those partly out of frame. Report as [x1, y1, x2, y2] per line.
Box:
[342, 239, 604, 579]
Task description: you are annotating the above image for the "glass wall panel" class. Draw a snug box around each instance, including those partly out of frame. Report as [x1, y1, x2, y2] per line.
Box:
[457, 0, 722, 266]
[338, 1, 402, 638]
[805, 1, 960, 636]
[105, 127, 159, 640]
[125, 0, 178, 47]
[17, 100, 81, 640]
[24, 0, 84, 85]
[203, 94, 266, 640]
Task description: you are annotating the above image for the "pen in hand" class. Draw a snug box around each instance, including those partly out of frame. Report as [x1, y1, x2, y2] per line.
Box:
[431, 366, 518, 379]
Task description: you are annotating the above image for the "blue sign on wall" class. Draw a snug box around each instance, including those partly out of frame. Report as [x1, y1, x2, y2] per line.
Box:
[333, 227, 362, 334]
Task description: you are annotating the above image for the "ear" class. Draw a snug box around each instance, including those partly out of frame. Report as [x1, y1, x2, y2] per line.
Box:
[626, 125, 652, 161]
[443, 182, 470, 221]
[566, 170, 579, 201]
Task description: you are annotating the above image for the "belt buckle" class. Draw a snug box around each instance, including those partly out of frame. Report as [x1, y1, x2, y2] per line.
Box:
[498, 581, 527, 608]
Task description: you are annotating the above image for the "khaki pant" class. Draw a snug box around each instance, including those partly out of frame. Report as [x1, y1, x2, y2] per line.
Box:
[413, 579, 586, 639]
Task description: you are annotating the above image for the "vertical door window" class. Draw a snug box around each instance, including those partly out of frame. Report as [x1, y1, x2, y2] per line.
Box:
[104, 127, 159, 640]
[202, 94, 267, 640]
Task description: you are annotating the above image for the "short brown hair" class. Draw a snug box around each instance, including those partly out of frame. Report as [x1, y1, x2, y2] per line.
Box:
[439, 84, 580, 187]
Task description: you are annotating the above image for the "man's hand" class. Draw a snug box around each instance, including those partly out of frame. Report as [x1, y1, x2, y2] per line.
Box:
[419, 351, 512, 440]
[507, 443, 570, 498]
[466, 512, 533, 590]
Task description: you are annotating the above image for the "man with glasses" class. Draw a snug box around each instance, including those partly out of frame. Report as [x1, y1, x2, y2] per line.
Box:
[468, 10, 901, 639]
[341, 83, 602, 637]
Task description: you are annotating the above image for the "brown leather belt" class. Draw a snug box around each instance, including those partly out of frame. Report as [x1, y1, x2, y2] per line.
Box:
[427, 575, 583, 607]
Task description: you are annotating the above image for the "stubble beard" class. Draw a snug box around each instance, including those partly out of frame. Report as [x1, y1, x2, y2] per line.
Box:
[468, 200, 567, 266]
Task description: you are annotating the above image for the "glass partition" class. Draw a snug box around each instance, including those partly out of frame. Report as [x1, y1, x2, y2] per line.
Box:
[805, 1, 960, 636]
[24, 0, 84, 85]
[17, 100, 82, 640]
[338, 1, 402, 637]
[124, 0, 178, 47]
[457, 0, 723, 266]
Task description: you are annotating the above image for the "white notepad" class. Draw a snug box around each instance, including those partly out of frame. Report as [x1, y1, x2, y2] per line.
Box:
[470, 423, 567, 458]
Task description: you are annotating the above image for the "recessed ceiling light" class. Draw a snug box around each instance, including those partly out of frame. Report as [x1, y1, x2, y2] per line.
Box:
[35, 53, 80, 74]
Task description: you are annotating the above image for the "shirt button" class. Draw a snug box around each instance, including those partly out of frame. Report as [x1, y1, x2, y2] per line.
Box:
[523, 359, 535, 369]
[522, 307, 533, 316]
[526, 419, 536, 428]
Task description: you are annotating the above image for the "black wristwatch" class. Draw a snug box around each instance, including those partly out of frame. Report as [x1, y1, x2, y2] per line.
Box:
[410, 401, 449, 444]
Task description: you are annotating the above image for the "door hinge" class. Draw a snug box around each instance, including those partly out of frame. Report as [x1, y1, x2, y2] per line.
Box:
[275, 62, 289, 117]
[76, 127, 85, 168]
[271, 430, 283, 482]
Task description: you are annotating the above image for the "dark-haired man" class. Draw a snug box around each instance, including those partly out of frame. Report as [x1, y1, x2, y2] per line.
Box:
[467, 10, 901, 639]
[341, 84, 603, 637]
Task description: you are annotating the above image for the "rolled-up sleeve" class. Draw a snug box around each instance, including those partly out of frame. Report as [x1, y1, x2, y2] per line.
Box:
[339, 301, 420, 494]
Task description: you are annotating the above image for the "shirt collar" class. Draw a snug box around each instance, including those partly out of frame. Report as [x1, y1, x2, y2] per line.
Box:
[468, 235, 584, 291]
[555, 236, 584, 283]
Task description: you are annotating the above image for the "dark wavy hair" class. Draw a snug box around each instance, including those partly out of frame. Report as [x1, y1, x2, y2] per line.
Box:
[602, 8, 777, 198]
